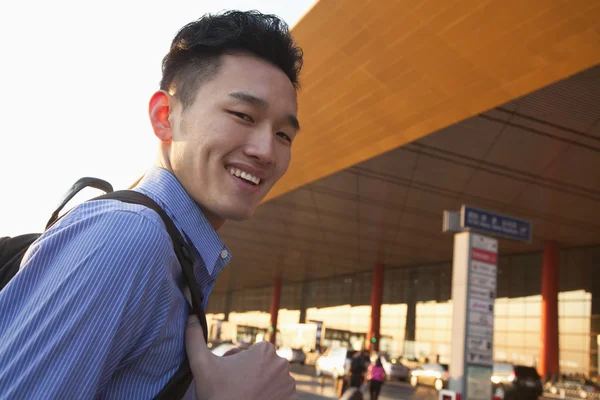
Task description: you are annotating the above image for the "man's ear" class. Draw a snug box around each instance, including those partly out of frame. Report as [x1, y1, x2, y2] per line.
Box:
[149, 91, 173, 142]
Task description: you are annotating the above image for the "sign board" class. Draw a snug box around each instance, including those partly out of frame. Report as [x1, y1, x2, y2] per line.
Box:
[461, 205, 532, 243]
[467, 365, 493, 400]
[450, 231, 498, 400]
[467, 234, 497, 367]
[468, 311, 494, 327]
[470, 286, 495, 300]
[467, 351, 494, 366]
[470, 273, 496, 291]
[467, 325, 493, 339]
[469, 299, 494, 313]
[439, 390, 460, 400]
[447, 207, 533, 400]
[471, 260, 497, 277]
[471, 249, 497, 264]
[467, 337, 492, 352]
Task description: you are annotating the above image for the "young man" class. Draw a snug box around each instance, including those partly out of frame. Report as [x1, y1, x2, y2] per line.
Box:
[0, 10, 302, 399]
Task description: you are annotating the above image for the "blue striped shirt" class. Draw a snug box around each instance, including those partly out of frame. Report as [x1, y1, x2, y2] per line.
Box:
[0, 167, 231, 399]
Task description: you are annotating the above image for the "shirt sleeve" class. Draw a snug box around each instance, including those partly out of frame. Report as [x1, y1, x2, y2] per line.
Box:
[0, 206, 174, 399]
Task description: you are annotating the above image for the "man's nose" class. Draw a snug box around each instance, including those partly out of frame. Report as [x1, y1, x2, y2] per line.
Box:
[244, 128, 276, 165]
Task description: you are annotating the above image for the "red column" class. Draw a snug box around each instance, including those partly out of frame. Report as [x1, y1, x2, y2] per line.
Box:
[367, 263, 384, 353]
[269, 277, 282, 345]
[539, 241, 559, 379]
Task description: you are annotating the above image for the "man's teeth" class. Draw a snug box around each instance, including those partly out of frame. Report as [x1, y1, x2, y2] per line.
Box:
[229, 168, 261, 185]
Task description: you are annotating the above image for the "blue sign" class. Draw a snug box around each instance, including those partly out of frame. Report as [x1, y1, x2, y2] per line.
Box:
[461, 205, 532, 243]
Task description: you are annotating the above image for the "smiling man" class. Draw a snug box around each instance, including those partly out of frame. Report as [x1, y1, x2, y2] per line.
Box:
[0, 10, 302, 399]
[155, 49, 300, 228]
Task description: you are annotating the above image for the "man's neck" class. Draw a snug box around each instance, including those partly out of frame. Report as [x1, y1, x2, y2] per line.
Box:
[202, 209, 226, 232]
[154, 156, 226, 232]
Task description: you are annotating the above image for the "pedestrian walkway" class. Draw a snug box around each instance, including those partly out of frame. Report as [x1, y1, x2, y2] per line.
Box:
[291, 364, 438, 400]
[294, 371, 336, 399]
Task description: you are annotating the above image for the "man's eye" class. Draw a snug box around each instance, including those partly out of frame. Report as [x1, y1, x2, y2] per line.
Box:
[230, 111, 253, 122]
[277, 132, 292, 143]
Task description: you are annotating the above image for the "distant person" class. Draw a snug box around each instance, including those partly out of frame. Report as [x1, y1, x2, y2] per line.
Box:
[367, 357, 386, 400]
[0, 10, 302, 399]
[349, 351, 368, 388]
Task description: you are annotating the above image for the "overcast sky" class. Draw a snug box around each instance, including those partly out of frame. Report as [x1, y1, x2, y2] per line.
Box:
[1, 0, 316, 236]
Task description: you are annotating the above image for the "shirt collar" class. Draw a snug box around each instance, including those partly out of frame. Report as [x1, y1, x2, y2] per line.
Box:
[134, 166, 231, 275]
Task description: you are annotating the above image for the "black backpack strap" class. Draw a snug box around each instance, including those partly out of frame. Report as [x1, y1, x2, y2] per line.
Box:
[94, 190, 207, 399]
[47, 178, 114, 229]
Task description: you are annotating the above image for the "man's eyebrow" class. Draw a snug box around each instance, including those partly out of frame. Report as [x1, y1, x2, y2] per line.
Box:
[228, 91, 268, 108]
[228, 91, 300, 131]
[288, 115, 300, 132]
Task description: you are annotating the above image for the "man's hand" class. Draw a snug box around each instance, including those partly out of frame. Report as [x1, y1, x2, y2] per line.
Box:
[186, 315, 298, 400]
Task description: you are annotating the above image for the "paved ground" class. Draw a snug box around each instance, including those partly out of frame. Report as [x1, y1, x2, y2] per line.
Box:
[291, 364, 439, 400]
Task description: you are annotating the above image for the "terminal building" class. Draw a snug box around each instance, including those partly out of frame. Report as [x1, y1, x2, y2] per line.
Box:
[205, 1, 600, 378]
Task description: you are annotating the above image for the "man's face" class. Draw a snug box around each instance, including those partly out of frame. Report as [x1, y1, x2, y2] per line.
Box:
[167, 53, 298, 226]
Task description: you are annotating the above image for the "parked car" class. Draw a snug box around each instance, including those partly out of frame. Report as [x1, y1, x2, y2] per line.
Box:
[315, 348, 356, 379]
[545, 376, 600, 399]
[304, 350, 322, 366]
[276, 347, 306, 364]
[410, 363, 449, 391]
[492, 363, 543, 400]
[210, 341, 249, 357]
[379, 355, 409, 381]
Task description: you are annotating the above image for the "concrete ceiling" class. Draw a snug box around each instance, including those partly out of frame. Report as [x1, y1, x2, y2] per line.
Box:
[216, 64, 600, 292]
[212, 0, 600, 292]
[267, 0, 600, 200]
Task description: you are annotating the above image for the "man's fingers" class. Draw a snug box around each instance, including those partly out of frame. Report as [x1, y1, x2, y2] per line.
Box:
[185, 315, 210, 367]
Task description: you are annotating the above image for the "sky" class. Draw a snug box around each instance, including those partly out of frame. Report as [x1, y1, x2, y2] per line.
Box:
[1, 0, 316, 236]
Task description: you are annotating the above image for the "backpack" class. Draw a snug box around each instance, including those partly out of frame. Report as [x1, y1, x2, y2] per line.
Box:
[0, 177, 207, 399]
[0, 177, 115, 290]
[368, 365, 385, 382]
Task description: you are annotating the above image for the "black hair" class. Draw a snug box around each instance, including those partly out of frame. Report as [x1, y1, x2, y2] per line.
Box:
[160, 10, 303, 109]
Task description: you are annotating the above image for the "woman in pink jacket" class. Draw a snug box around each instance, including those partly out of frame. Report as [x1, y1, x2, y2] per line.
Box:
[367, 356, 386, 400]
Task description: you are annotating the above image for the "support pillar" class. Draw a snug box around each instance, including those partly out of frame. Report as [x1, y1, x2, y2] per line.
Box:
[405, 270, 418, 342]
[589, 257, 600, 377]
[404, 300, 417, 352]
[404, 270, 417, 356]
[269, 277, 282, 345]
[223, 291, 233, 322]
[366, 263, 384, 353]
[590, 297, 600, 377]
[540, 241, 559, 380]
[299, 308, 307, 324]
[299, 281, 308, 324]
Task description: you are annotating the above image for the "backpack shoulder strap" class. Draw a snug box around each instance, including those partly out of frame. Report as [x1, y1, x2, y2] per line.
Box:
[94, 190, 206, 400]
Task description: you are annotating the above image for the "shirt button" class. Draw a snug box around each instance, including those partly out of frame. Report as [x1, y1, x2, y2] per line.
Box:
[220, 250, 229, 259]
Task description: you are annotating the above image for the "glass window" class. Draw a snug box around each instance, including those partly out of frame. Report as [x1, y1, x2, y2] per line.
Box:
[524, 296, 541, 317]
[524, 333, 539, 348]
[507, 316, 525, 332]
[525, 317, 540, 332]
[495, 316, 509, 331]
[508, 301, 526, 317]
[494, 333, 507, 347]
[495, 299, 509, 316]
[561, 300, 590, 318]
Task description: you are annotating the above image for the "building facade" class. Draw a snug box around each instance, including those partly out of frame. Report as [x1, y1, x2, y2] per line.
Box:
[207, 244, 600, 376]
